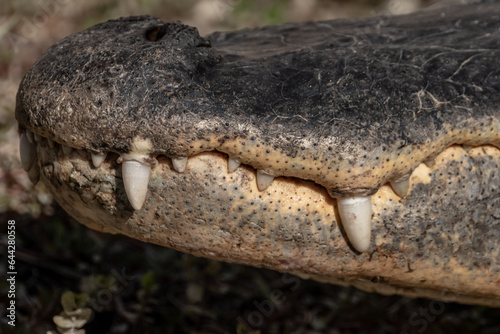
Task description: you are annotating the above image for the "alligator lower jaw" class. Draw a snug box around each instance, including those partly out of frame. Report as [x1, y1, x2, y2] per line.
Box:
[20, 130, 500, 306]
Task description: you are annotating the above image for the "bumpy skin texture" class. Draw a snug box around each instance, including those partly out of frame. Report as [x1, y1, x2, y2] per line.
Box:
[16, 1, 500, 305]
[16, 1, 500, 196]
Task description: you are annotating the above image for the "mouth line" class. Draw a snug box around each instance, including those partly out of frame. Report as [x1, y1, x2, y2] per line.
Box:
[19, 126, 500, 253]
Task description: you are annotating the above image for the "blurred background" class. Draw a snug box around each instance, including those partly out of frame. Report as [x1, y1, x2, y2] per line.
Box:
[1, 0, 500, 333]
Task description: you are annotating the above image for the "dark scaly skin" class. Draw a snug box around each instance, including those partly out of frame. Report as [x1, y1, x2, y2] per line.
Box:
[16, 1, 500, 305]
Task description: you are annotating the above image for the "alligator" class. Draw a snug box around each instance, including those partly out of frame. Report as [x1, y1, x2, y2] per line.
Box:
[15, 1, 500, 306]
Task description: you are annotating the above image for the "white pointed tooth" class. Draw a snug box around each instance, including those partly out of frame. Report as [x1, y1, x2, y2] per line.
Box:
[26, 130, 34, 144]
[19, 133, 37, 171]
[228, 157, 241, 173]
[390, 176, 410, 198]
[172, 157, 188, 173]
[91, 152, 107, 167]
[337, 196, 372, 252]
[122, 160, 151, 210]
[48, 139, 55, 149]
[256, 171, 274, 191]
[27, 163, 40, 185]
[62, 145, 72, 155]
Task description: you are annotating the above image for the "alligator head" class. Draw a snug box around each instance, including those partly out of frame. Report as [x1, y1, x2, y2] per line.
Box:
[16, 1, 500, 306]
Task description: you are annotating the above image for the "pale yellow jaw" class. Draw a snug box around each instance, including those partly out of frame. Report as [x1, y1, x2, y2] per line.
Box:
[18, 127, 500, 255]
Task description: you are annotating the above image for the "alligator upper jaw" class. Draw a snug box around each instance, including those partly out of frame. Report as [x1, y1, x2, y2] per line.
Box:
[15, 3, 500, 197]
[19, 126, 500, 306]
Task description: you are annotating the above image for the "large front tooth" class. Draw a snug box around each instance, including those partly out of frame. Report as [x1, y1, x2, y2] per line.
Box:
[172, 157, 188, 173]
[122, 160, 151, 210]
[337, 196, 372, 252]
[227, 157, 241, 173]
[20, 133, 37, 171]
[390, 176, 410, 198]
[256, 171, 274, 191]
[91, 152, 107, 167]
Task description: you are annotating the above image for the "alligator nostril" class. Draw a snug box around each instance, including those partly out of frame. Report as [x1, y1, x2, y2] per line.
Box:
[145, 25, 168, 42]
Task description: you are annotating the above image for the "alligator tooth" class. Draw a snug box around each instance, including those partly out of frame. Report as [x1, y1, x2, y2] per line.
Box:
[337, 196, 372, 252]
[27, 163, 40, 185]
[26, 130, 34, 144]
[62, 145, 72, 155]
[48, 139, 55, 149]
[172, 157, 188, 173]
[33, 133, 42, 142]
[256, 171, 274, 191]
[91, 152, 107, 167]
[390, 176, 410, 198]
[122, 160, 151, 210]
[228, 157, 241, 173]
[19, 133, 37, 171]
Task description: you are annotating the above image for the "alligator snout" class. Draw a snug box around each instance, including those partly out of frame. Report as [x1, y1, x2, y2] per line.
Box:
[16, 1, 500, 305]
